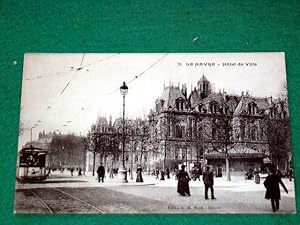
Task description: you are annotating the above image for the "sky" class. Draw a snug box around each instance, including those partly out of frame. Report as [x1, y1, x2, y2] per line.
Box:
[18, 53, 287, 148]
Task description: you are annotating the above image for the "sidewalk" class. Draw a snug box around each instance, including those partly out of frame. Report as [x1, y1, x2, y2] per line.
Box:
[17, 170, 295, 198]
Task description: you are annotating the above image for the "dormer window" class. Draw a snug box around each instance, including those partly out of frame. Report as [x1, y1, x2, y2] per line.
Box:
[175, 98, 185, 110]
[248, 103, 257, 115]
[198, 104, 202, 112]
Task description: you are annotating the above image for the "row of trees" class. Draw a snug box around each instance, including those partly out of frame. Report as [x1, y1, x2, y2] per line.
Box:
[49, 134, 85, 169]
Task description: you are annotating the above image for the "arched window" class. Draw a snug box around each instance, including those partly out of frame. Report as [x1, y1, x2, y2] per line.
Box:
[251, 129, 257, 141]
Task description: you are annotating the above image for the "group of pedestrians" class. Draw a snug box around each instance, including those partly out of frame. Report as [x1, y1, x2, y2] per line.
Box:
[177, 165, 215, 199]
[176, 164, 289, 212]
[96, 163, 145, 183]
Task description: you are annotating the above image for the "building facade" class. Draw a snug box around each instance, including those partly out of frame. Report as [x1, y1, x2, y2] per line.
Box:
[150, 75, 290, 173]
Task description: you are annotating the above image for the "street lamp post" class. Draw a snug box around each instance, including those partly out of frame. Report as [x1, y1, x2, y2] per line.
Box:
[119, 81, 128, 183]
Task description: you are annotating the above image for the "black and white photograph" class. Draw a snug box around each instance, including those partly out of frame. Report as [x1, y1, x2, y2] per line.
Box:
[14, 53, 296, 214]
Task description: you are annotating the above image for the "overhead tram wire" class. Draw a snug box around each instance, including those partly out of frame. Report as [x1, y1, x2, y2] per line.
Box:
[107, 53, 169, 95]
[60, 53, 86, 95]
[25, 53, 119, 81]
[59, 54, 119, 95]
[47, 54, 120, 131]
[67, 53, 169, 135]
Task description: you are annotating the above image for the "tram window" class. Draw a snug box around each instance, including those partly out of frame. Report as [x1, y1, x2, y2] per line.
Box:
[19, 152, 46, 167]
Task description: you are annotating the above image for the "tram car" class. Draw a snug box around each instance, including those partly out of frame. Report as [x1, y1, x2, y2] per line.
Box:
[16, 145, 49, 183]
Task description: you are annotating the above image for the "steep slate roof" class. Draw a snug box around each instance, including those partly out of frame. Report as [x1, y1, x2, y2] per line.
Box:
[37, 137, 52, 144]
[198, 75, 208, 84]
[234, 96, 271, 115]
[96, 116, 108, 126]
[159, 86, 187, 109]
[190, 89, 201, 107]
[256, 98, 270, 110]
[202, 92, 225, 105]
[225, 97, 240, 113]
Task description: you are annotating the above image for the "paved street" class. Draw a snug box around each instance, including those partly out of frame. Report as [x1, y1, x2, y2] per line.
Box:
[14, 172, 296, 214]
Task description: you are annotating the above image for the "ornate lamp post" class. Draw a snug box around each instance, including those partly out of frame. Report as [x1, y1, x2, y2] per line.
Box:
[119, 81, 128, 183]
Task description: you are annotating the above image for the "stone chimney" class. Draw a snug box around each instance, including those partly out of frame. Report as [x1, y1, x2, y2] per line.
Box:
[267, 96, 273, 105]
[182, 83, 187, 97]
[109, 115, 112, 127]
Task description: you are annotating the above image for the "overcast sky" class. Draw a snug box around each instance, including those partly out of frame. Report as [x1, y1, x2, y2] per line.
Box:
[18, 53, 287, 148]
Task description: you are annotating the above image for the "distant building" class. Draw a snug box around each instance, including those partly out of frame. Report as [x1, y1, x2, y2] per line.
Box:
[85, 115, 115, 172]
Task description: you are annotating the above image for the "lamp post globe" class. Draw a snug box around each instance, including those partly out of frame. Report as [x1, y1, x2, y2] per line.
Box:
[119, 81, 128, 183]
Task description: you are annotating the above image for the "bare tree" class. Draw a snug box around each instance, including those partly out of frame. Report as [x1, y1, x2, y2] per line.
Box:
[205, 115, 236, 181]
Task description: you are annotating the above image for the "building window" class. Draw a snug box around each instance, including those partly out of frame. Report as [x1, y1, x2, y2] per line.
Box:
[175, 149, 179, 159]
[210, 103, 217, 113]
[212, 128, 217, 140]
[176, 100, 179, 110]
[182, 149, 186, 159]
[248, 103, 257, 115]
[175, 125, 183, 138]
[251, 129, 257, 141]
[198, 105, 202, 112]
[282, 111, 287, 119]
[241, 125, 245, 139]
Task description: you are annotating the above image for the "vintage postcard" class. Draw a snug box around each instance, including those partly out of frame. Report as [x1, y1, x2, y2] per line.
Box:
[15, 53, 295, 214]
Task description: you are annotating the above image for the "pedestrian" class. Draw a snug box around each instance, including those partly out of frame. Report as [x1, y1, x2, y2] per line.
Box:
[78, 167, 82, 176]
[176, 165, 191, 196]
[203, 166, 216, 200]
[254, 168, 260, 184]
[136, 164, 143, 182]
[264, 166, 288, 212]
[160, 169, 165, 181]
[70, 167, 74, 176]
[166, 168, 170, 179]
[97, 163, 105, 183]
[155, 168, 159, 179]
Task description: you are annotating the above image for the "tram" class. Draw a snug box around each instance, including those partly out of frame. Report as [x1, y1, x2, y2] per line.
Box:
[16, 145, 49, 183]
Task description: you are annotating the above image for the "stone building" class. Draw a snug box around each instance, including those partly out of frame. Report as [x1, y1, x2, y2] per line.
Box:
[150, 75, 290, 173]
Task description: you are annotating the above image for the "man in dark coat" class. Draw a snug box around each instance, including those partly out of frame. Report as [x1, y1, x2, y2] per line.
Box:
[97, 163, 105, 183]
[176, 165, 191, 196]
[264, 166, 288, 212]
[166, 168, 170, 179]
[203, 166, 215, 200]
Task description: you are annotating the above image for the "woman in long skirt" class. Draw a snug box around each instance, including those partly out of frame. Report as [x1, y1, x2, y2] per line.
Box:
[176, 165, 191, 196]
